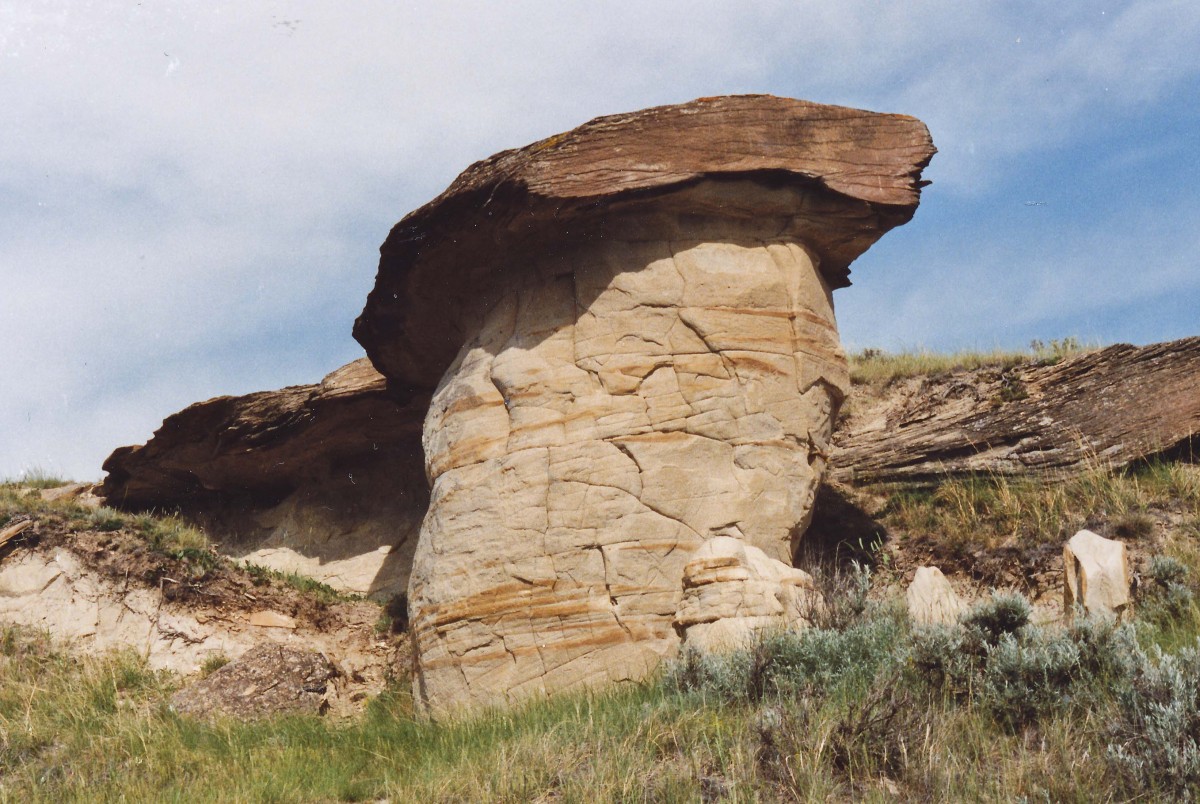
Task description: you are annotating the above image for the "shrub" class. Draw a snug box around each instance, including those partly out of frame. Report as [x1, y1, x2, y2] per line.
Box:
[664, 645, 752, 701]
[978, 631, 1082, 729]
[748, 617, 903, 700]
[961, 591, 1031, 648]
[1107, 645, 1200, 797]
[1148, 555, 1191, 588]
[827, 670, 929, 781]
[1140, 555, 1200, 645]
[804, 561, 872, 631]
[911, 592, 1140, 730]
[666, 615, 904, 704]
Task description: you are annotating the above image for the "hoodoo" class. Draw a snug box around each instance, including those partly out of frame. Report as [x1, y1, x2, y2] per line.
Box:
[353, 96, 935, 714]
[102, 96, 936, 716]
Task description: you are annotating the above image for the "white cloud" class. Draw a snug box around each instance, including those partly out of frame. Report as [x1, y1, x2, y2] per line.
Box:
[2, 1, 1198, 478]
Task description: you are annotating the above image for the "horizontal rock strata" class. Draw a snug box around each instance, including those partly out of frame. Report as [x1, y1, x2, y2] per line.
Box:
[409, 218, 849, 711]
[100, 359, 428, 599]
[831, 338, 1200, 484]
[354, 94, 935, 391]
[100, 96, 936, 717]
[352, 96, 935, 716]
[676, 536, 821, 651]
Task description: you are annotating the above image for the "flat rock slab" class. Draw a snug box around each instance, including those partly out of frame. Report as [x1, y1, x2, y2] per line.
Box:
[832, 338, 1200, 484]
[100, 358, 428, 599]
[354, 94, 935, 390]
[171, 644, 339, 720]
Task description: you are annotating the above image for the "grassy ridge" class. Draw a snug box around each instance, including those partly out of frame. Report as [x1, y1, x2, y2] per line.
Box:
[847, 337, 1089, 385]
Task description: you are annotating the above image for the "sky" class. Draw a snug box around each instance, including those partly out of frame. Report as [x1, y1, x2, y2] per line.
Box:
[2, 1, 1198, 481]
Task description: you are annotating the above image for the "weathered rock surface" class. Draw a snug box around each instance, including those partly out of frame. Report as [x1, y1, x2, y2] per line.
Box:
[97, 96, 934, 716]
[0, 544, 392, 698]
[1064, 529, 1131, 619]
[355, 95, 934, 391]
[350, 96, 934, 715]
[906, 566, 964, 626]
[676, 536, 820, 651]
[171, 644, 339, 720]
[101, 359, 428, 599]
[832, 338, 1200, 484]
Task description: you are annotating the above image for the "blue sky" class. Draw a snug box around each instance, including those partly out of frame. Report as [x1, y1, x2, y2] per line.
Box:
[2, 1, 1198, 480]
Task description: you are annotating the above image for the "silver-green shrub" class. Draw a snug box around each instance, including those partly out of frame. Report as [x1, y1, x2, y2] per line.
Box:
[1108, 644, 1200, 798]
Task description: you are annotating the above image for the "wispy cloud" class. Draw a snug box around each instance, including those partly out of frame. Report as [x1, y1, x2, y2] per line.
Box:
[2, 1, 1198, 479]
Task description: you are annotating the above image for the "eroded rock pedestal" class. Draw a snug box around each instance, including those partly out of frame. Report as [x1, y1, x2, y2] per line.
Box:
[351, 96, 936, 715]
[413, 213, 846, 708]
[99, 95, 935, 716]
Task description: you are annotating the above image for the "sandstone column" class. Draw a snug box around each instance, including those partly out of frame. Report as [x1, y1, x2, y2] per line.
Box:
[352, 95, 935, 715]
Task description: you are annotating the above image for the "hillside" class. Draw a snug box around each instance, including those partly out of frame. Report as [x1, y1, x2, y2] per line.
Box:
[2, 344, 1199, 801]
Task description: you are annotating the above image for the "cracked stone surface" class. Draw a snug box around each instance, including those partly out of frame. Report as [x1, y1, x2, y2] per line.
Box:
[98, 95, 936, 716]
[353, 96, 936, 716]
[409, 218, 849, 713]
[676, 536, 822, 651]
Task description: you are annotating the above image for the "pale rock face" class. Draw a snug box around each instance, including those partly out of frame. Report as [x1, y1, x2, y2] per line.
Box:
[906, 566, 964, 626]
[410, 218, 848, 715]
[675, 536, 820, 651]
[1064, 529, 1132, 619]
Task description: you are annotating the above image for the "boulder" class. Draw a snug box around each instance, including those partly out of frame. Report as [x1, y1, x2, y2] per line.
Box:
[675, 536, 820, 650]
[170, 643, 338, 720]
[906, 566, 963, 626]
[101, 359, 428, 599]
[350, 95, 934, 715]
[1064, 529, 1131, 619]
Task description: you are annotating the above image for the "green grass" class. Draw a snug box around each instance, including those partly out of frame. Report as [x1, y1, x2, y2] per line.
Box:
[240, 562, 363, 605]
[876, 460, 1192, 556]
[0, 467, 72, 490]
[4, 575, 1200, 802]
[848, 337, 1091, 386]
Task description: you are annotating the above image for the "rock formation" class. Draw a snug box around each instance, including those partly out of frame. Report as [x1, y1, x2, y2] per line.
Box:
[101, 359, 428, 599]
[906, 566, 964, 626]
[1064, 529, 1131, 620]
[351, 96, 934, 714]
[832, 338, 1200, 484]
[101, 96, 935, 716]
[676, 536, 822, 650]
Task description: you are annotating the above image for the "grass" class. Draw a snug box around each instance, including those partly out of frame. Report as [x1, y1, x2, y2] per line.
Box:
[4, 571, 1200, 802]
[876, 460, 1195, 557]
[848, 337, 1091, 386]
[240, 562, 364, 605]
[1, 467, 72, 490]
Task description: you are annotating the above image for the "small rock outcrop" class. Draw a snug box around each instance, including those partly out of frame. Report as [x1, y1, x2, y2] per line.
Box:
[101, 359, 428, 599]
[832, 338, 1200, 484]
[676, 536, 821, 650]
[906, 566, 964, 626]
[351, 96, 934, 715]
[1064, 529, 1132, 619]
[171, 644, 338, 719]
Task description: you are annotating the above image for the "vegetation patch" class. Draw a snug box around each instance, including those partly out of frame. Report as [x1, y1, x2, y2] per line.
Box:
[847, 338, 1090, 387]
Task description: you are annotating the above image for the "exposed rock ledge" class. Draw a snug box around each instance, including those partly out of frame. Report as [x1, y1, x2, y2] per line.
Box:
[101, 359, 429, 599]
[831, 337, 1200, 484]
